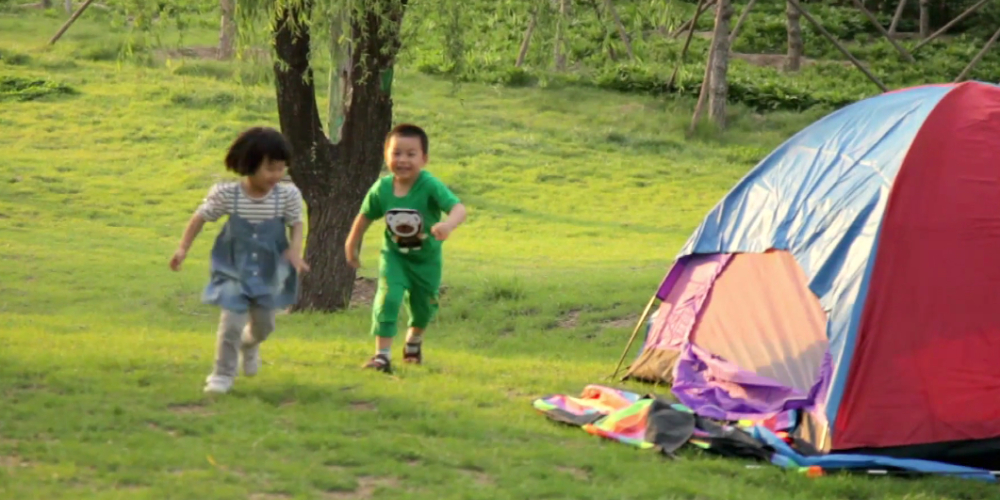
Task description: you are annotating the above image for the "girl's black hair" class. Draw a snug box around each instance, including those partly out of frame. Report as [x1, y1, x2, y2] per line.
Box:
[224, 126, 293, 176]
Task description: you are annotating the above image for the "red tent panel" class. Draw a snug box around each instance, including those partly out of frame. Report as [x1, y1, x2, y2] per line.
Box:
[833, 83, 1000, 450]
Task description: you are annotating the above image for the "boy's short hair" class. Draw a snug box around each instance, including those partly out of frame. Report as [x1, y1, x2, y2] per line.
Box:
[225, 126, 293, 176]
[385, 123, 429, 155]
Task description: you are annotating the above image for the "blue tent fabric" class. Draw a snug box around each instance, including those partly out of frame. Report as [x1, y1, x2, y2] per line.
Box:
[750, 426, 997, 482]
[673, 85, 955, 428]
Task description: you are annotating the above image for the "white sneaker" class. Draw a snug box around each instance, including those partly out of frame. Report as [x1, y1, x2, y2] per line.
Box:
[241, 344, 261, 377]
[203, 374, 233, 394]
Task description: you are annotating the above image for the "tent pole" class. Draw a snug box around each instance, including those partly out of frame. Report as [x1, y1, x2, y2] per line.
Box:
[610, 294, 658, 380]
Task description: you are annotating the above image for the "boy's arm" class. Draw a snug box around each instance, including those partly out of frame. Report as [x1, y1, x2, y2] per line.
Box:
[344, 214, 372, 267]
[442, 203, 467, 231]
[432, 177, 466, 233]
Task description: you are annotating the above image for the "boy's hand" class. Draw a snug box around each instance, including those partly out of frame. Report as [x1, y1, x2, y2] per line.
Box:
[345, 244, 361, 269]
[169, 248, 187, 271]
[284, 249, 311, 274]
[431, 222, 454, 241]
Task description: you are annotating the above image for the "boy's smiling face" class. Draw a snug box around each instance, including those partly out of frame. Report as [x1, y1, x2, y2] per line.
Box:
[385, 134, 427, 183]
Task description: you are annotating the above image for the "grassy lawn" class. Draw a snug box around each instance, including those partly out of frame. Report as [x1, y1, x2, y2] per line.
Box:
[2, 9, 998, 500]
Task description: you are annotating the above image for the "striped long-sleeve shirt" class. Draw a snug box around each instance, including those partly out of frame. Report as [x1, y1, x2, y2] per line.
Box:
[196, 181, 304, 226]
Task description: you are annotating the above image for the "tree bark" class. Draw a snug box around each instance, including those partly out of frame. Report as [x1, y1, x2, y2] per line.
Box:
[888, 0, 907, 35]
[708, 0, 733, 127]
[729, 0, 756, 45]
[553, 0, 568, 70]
[785, 0, 803, 71]
[919, 0, 929, 38]
[515, 7, 538, 68]
[273, 0, 406, 312]
[218, 0, 236, 60]
[668, 0, 711, 89]
[327, 4, 352, 141]
[604, 0, 635, 61]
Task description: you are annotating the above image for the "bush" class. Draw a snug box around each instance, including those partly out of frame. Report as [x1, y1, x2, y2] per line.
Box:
[399, 0, 1000, 113]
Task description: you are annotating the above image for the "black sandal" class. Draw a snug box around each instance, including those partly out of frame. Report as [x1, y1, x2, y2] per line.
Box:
[403, 342, 422, 364]
[362, 354, 392, 373]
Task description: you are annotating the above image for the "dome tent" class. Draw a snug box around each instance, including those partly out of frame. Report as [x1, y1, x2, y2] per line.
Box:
[620, 81, 1000, 468]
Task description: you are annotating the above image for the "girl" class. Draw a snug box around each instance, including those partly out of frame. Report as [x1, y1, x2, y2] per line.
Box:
[169, 126, 309, 394]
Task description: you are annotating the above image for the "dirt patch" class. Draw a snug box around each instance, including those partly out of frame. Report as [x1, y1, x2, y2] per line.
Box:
[167, 402, 214, 416]
[156, 45, 271, 61]
[0, 454, 29, 468]
[731, 52, 855, 70]
[322, 476, 400, 499]
[459, 469, 494, 486]
[349, 400, 376, 412]
[558, 310, 581, 328]
[147, 422, 178, 437]
[602, 314, 639, 329]
[351, 277, 377, 307]
[250, 494, 292, 500]
[557, 466, 590, 481]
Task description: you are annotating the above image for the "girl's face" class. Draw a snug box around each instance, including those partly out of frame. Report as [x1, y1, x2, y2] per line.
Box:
[249, 157, 287, 192]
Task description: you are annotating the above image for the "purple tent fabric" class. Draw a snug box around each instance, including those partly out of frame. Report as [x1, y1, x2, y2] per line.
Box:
[643, 251, 833, 427]
[672, 342, 832, 422]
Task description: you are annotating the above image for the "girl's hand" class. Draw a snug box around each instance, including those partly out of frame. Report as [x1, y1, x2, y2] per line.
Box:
[169, 248, 187, 271]
[284, 250, 311, 274]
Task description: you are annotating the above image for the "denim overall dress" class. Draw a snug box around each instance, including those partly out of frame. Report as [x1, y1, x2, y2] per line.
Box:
[201, 184, 298, 312]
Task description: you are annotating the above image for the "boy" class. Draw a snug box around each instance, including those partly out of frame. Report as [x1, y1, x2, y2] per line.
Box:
[344, 123, 467, 373]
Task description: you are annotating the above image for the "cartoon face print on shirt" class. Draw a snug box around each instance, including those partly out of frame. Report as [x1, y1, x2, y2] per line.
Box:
[385, 208, 426, 253]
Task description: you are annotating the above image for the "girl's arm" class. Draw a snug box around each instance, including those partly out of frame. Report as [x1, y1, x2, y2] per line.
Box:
[170, 212, 206, 271]
[288, 221, 305, 258]
[178, 213, 207, 253]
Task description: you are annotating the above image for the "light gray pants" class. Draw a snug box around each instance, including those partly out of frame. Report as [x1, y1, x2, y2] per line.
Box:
[212, 307, 276, 378]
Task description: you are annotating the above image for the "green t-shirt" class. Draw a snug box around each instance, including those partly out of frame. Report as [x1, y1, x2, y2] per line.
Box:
[360, 170, 461, 259]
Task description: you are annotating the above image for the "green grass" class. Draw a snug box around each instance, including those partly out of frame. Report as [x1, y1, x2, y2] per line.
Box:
[2, 9, 999, 500]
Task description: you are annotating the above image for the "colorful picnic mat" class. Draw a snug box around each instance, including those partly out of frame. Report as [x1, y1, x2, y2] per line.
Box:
[532, 384, 996, 482]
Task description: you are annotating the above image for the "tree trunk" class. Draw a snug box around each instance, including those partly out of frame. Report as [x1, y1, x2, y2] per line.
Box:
[273, 0, 406, 312]
[41, 0, 51, 8]
[515, 7, 538, 68]
[327, 4, 352, 141]
[785, 0, 802, 71]
[708, 0, 733, 127]
[218, 0, 236, 59]
[604, 0, 635, 61]
[553, 0, 568, 70]
[888, 0, 907, 35]
[919, 0, 929, 38]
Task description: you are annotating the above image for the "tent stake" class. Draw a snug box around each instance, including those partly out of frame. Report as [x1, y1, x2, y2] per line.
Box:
[610, 294, 657, 380]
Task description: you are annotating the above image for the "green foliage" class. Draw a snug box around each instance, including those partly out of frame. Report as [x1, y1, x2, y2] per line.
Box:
[400, 0, 1000, 112]
[52, 0, 1000, 113]
[0, 76, 77, 102]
